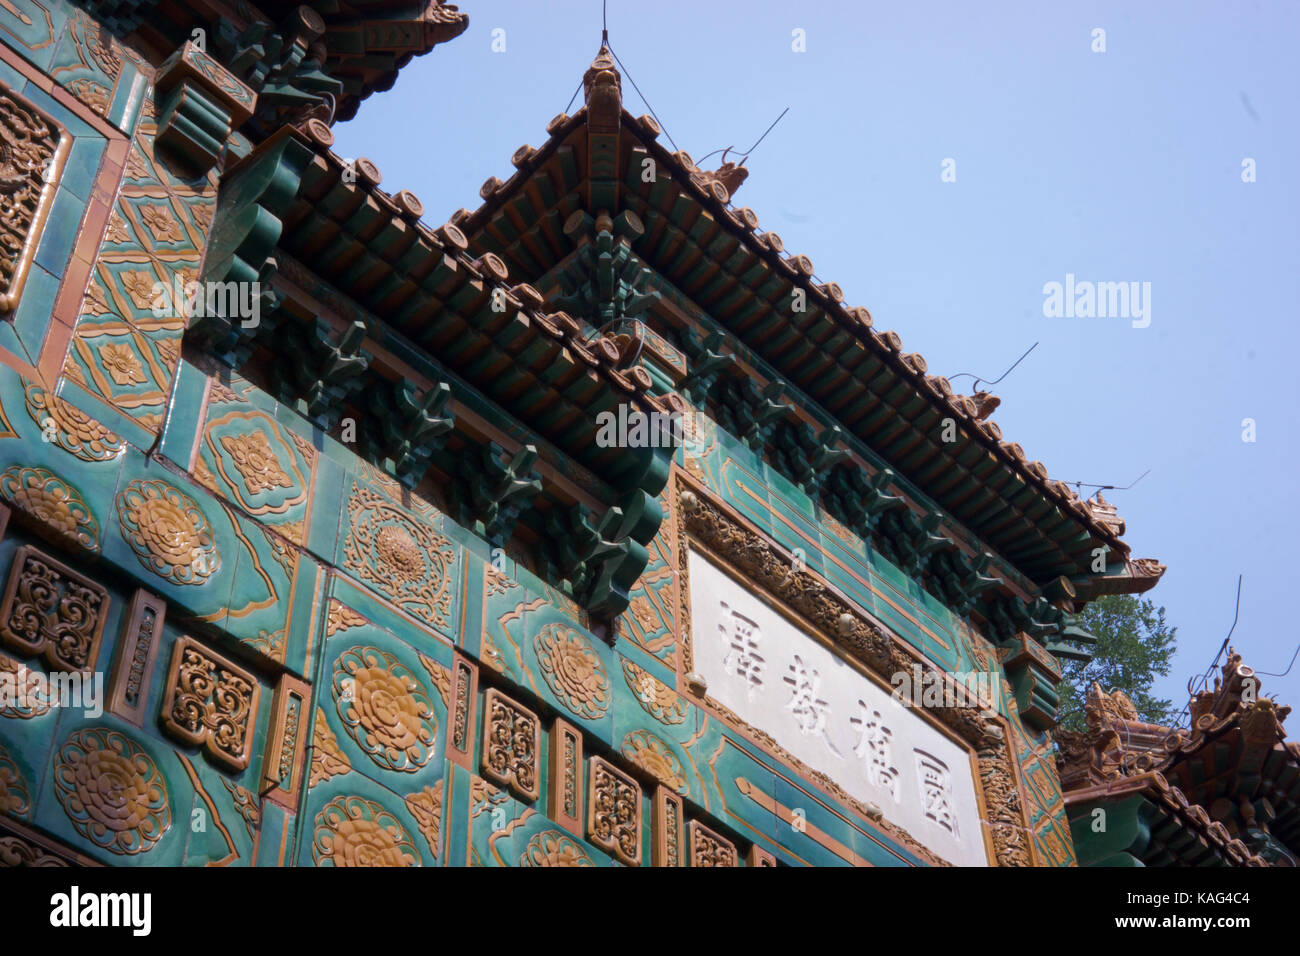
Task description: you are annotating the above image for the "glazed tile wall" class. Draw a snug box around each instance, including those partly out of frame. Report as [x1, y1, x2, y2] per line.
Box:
[0, 0, 1074, 866]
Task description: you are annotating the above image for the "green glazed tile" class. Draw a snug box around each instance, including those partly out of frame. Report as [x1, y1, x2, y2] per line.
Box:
[253, 800, 292, 866]
[0, 2, 61, 72]
[156, 358, 207, 469]
[105, 64, 147, 136]
[55, 376, 156, 451]
[315, 599, 450, 795]
[33, 715, 191, 866]
[13, 263, 61, 352]
[60, 133, 105, 201]
[296, 761, 442, 867]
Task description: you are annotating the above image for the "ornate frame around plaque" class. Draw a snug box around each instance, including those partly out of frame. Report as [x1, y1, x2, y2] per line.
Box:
[673, 469, 1031, 867]
[0, 84, 71, 312]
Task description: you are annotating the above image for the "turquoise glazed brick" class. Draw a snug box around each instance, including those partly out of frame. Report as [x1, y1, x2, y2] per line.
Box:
[610, 686, 702, 809]
[254, 800, 293, 866]
[157, 358, 208, 468]
[61, 135, 106, 201]
[462, 780, 616, 868]
[767, 493, 824, 575]
[520, 597, 615, 747]
[279, 549, 322, 679]
[851, 811, 931, 867]
[0, 58, 28, 92]
[612, 631, 675, 691]
[441, 508, 493, 561]
[0, 0, 63, 72]
[821, 555, 880, 622]
[304, 448, 346, 563]
[314, 610, 450, 796]
[441, 761, 474, 867]
[765, 461, 816, 519]
[0, 321, 32, 364]
[772, 773, 862, 867]
[33, 187, 84, 273]
[0, 722, 49, 824]
[100, 452, 238, 621]
[19, 83, 97, 138]
[218, 503, 311, 668]
[457, 549, 492, 657]
[686, 717, 780, 845]
[13, 262, 61, 351]
[105, 64, 147, 136]
[180, 756, 258, 866]
[331, 468, 463, 644]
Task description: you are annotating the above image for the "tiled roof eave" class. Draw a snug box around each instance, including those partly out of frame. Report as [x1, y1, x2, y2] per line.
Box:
[255, 120, 666, 485]
[616, 113, 1133, 576]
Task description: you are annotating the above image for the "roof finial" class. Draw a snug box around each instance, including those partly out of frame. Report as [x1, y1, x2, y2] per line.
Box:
[583, 43, 622, 129]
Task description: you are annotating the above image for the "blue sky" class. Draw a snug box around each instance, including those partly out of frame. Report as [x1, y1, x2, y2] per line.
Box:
[335, 1, 1300, 711]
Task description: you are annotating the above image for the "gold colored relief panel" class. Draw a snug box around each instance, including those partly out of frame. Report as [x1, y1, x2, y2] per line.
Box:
[261, 673, 311, 809]
[687, 819, 738, 867]
[0, 84, 71, 312]
[479, 688, 540, 803]
[652, 785, 683, 867]
[547, 717, 583, 836]
[159, 636, 260, 772]
[106, 588, 166, 727]
[53, 727, 171, 856]
[0, 544, 109, 673]
[587, 756, 641, 867]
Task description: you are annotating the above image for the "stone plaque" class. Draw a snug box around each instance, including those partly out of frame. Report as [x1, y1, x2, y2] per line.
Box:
[689, 548, 987, 866]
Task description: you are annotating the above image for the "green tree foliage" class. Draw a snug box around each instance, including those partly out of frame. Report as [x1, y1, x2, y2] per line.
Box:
[1056, 594, 1178, 733]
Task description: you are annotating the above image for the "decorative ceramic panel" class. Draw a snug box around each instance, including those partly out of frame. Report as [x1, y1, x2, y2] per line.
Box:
[479, 688, 539, 803]
[52, 726, 171, 856]
[160, 636, 260, 771]
[0, 544, 109, 672]
[687, 819, 737, 867]
[587, 756, 641, 866]
[652, 784, 683, 867]
[0, 85, 70, 311]
[106, 588, 165, 726]
[548, 716, 583, 835]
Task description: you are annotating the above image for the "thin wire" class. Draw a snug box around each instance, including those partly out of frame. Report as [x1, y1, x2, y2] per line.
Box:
[696, 107, 791, 167]
[608, 45, 680, 153]
[1256, 644, 1300, 678]
[694, 146, 731, 167]
[1174, 577, 1242, 726]
[949, 341, 1038, 390]
[1066, 469, 1151, 498]
[737, 106, 789, 159]
[564, 80, 582, 115]
[1224, 574, 1243, 646]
